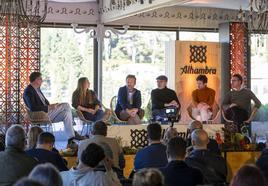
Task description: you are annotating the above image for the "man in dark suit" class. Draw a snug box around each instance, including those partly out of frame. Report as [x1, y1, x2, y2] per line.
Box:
[23, 72, 80, 140]
[115, 74, 142, 125]
[185, 129, 227, 185]
[160, 137, 204, 186]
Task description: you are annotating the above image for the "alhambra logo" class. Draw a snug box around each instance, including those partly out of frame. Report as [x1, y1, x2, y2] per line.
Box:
[180, 45, 217, 75]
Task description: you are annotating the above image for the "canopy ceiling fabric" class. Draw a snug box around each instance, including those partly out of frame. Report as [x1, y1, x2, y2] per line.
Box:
[49, 0, 249, 10]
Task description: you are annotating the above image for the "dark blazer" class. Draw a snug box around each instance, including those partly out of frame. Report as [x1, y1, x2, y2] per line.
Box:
[115, 86, 142, 116]
[23, 84, 50, 112]
[185, 149, 227, 185]
[160, 160, 204, 186]
[26, 148, 68, 172]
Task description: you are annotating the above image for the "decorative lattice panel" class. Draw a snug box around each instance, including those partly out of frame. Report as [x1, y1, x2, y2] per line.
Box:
[230, 23, 248, 86]
[0, 15, 40, 127]
[130, 129, 148, 149]
[190, 45, 207, 63]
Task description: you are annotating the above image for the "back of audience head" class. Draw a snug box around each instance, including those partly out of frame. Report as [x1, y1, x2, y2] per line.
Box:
[132, 168, 164, 186]
[5, 124, 26, 150]
[37, 132, 55, 151]
[92, 121, 107, 136]
[230, 165, 266, 186]
[191, 129, 209, 150]
[188, 120, 203, 133]
[27, 126, 43, 149]
[163, 127, 178, 145]
[29, 163, 62, 186]
[147, 123, 162, 143]
[80, 143, 105, 168]
[14, 178, 44, 186]
[166, 137, 186, 161]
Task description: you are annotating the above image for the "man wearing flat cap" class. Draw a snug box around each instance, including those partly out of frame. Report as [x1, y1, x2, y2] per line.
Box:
[151, 75, 181, 122]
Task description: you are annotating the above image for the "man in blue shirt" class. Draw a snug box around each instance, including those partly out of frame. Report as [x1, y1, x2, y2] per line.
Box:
[26, 132, 68, 172]
[115, 74, 142, 124]
[134, 123, 167, 171]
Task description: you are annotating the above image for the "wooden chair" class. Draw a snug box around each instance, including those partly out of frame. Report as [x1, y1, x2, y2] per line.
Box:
[187, 102, 220, 124]
[76, 110, 94, 136]
[76, 103, 111, 136]
[221, 107, 254, 136]
[110, 96, 128, 124]
[25, 106, 53, 132]
[110, 96, 145, 124]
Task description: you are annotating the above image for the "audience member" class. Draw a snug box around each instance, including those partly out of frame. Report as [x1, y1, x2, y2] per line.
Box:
[222, 74, 261, 132]
[23, 72, 83, 141]
[132, 168, 164, 186]
[134, 123, 168, 171]
[187, 120, 220, 155]
[14, 178, 44, 186]
[256, 134, 268, 182]
[26, 132, 68, 171]
[29, 163, 63, 186]
[27, 126, 43, 149]
[151, 75, 180, 122]
[115, 74, 143, 125]
[160, 137, 204, 186]
[72, 77, 109, 122]
[191, 75, 215, 122]
[230, 164, 266, 186]
[185, 129, 227, 185]
[0, 125, 38, 186]
[61, 143, 117, 186]
[79, 121, 125, 169]
[94, 142, 125, 180]
[162, 127, 178, 145]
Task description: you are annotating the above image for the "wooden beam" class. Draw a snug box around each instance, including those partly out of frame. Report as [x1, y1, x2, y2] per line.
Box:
[101, 0, 189, 23]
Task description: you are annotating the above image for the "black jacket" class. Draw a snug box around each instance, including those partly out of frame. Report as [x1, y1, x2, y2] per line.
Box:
[160, 160, 204, 186]
[23, 84, 50, 112]
[256, 148, 268, 182]
[185, 149, 227, 185]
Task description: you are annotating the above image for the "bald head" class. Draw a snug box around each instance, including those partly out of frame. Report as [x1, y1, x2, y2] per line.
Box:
[188, 120, 203, 133]
[191, 129, 209, 149]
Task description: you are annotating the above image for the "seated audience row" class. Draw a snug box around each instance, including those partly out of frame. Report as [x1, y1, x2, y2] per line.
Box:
[133, 123, 226, 185]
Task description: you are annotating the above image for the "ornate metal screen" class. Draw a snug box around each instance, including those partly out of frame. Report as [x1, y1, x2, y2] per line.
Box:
[230, 22, 249, 87]
[0, 15, 40, 127]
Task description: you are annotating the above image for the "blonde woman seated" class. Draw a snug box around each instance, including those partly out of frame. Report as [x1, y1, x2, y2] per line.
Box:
[72, 77, 107, 122]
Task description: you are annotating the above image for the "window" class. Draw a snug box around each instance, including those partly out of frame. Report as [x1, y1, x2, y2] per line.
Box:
[251, 34, 268, 105]
[102, 30, 176, 114]
[179, 31, 219, 42]
[41, 28, 94, 104]
[251, 34, 268, 122]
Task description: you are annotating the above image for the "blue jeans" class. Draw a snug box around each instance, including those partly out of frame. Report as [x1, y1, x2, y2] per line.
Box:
[82, 109, 105, 122]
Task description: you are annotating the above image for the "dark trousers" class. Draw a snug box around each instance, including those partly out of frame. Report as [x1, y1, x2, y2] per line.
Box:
[226, 106, 248, 132]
